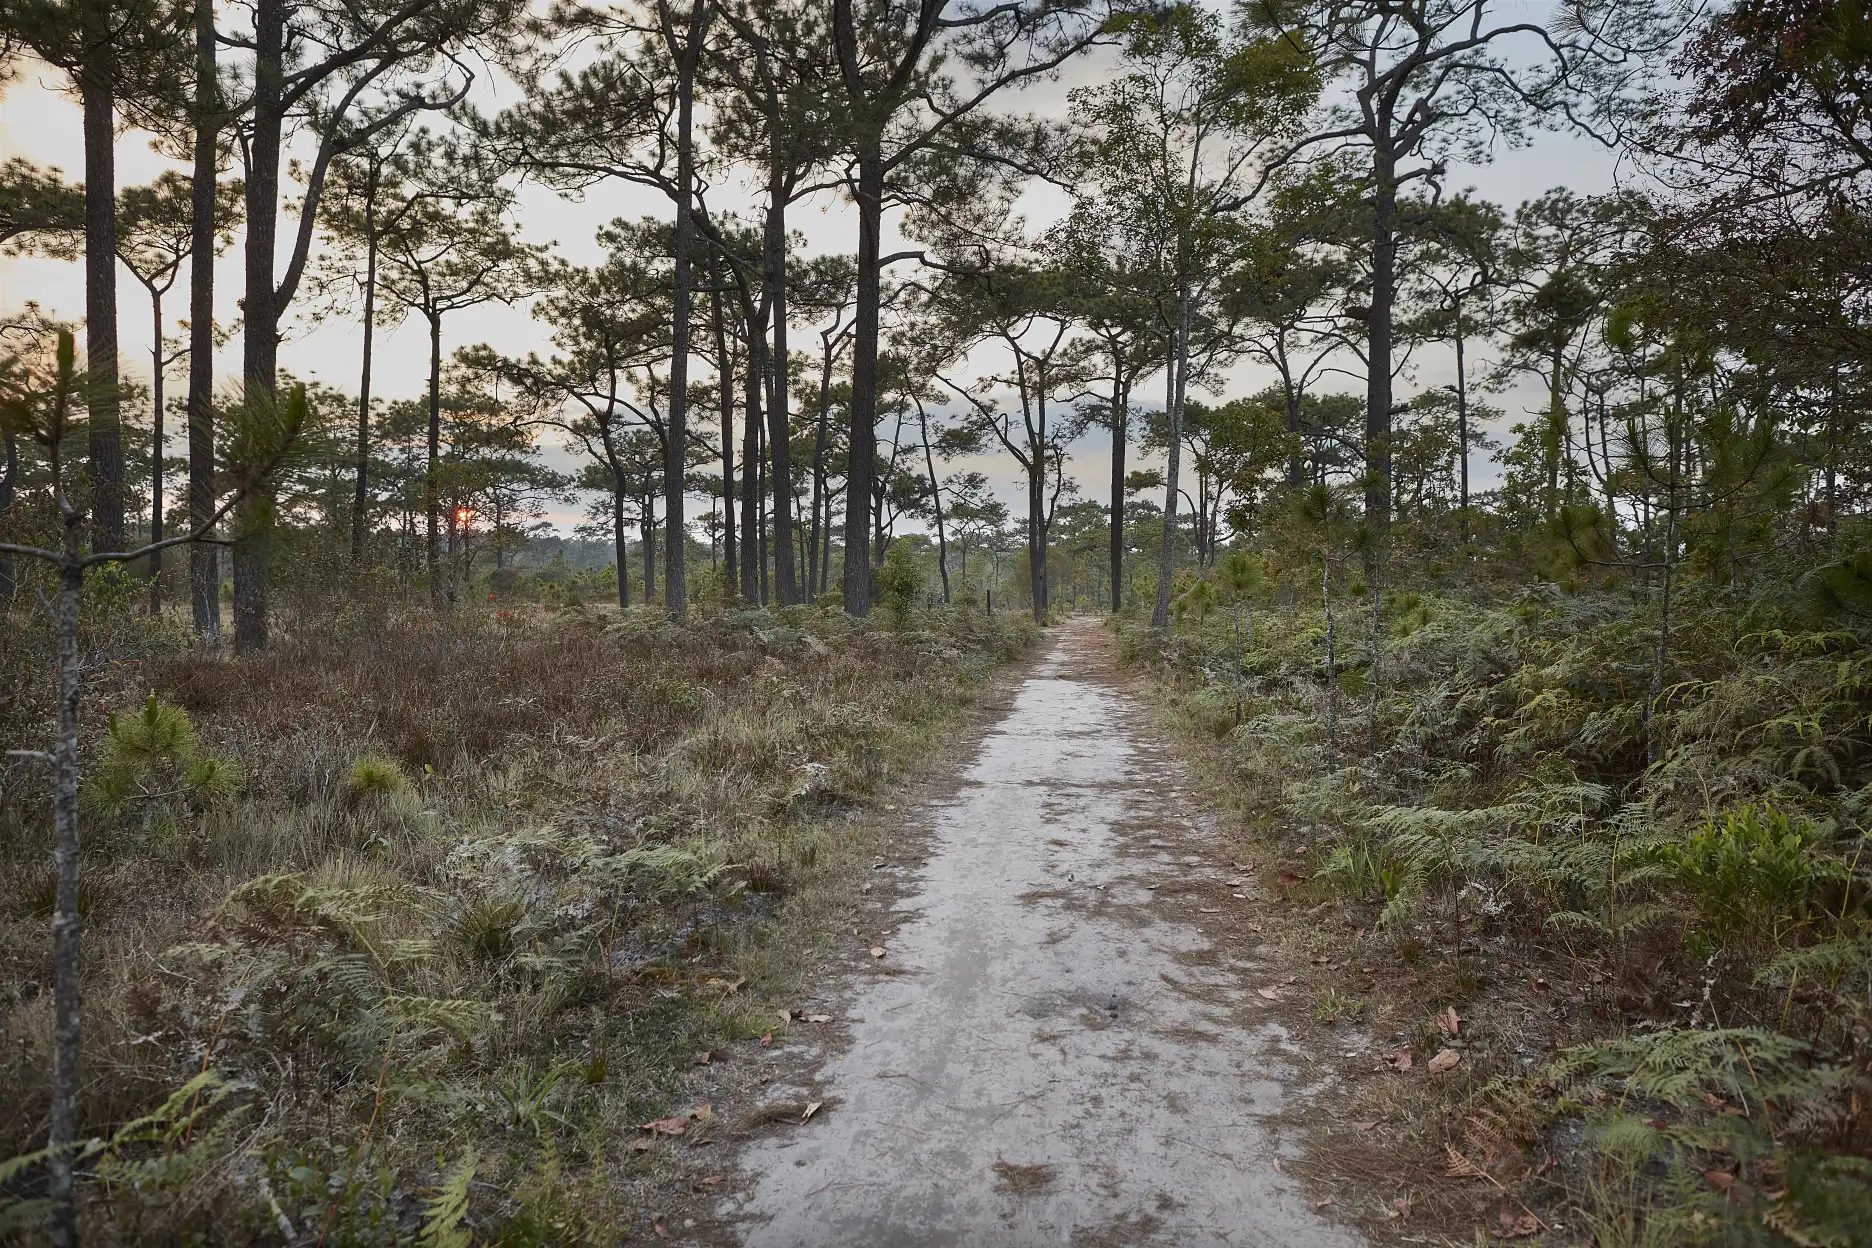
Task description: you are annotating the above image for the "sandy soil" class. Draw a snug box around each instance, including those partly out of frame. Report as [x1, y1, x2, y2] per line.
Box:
[711, 618, 1366, 1247]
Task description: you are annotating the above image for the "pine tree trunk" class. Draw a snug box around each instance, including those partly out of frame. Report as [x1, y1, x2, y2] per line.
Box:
[764, 158, 797, 605]
[842, 144, 883, 616]
[740, 317, 762, 602]
[922, 410, 949, 603]
[187, 0, 219, 636]
[0, 431, 15, 601]
[1323, 558, 1337, 768]
[426, 310, 442, 601]
[1366, 146, 1397, 529]
[1151, 285, 1189, 628]
[1454, 299, 1469, 543]
[148, 292, 166, 613]
[614, 484, 629, 608]
[1109, 371, 1126, 612]
[82, 19, 124, 554]
[235, 0, 284, 653]
[352, 170, 379, 563]
[713, 268, 736, 590]
[808, 340, 831, 598]
[665, 0, 707, 618]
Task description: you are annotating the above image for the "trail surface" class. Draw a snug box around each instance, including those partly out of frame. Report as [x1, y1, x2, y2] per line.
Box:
[724, 620, 1362, 1247]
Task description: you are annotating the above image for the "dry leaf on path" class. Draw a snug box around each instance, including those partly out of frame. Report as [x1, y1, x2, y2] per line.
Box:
[870, 946, 886, 959]
[759, 1032, 772, 1047]
[630, 1136, 654, 1151]
[1355, 1121, 1378, 1132]
[1384, 1049, 1414, 1071]
[642, 1116, 688, 1136]
[802, 1101, 823, 1122]
[1437, 1006, 1461, 1036]
[1428, 1049, 1462, 1074]
[1257, 987, 1283, 1001]
[806, 1014, 833, 1023]
[692, 1050, 711, 1065]
[652, 1215, 671, 1240]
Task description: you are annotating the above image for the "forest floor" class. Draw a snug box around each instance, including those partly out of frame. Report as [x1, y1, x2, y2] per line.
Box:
[672, 618, 1377, 1247]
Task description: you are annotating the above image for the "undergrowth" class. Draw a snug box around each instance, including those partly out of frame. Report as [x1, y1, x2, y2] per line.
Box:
[1122, 563, 1872, 1247]
[0, 598, 1036, 1242]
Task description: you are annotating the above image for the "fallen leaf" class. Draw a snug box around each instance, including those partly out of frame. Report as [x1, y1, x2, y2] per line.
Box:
[1704, 1169, 1735, 1193]
[778, 1008, 795, 1026]
[1437, 1005, 1461, 1036]
[1500, 1209, 1541, 1237]
[806, 1013, 833, 1024]
[1385, 1049, 1414, 1072]
[652, 1215, 671, 1241]
[692, 1050, 712, 1065]
[1391, 1196, 1411, 1220]
[759, 1032, 772, 1047]
[1428, 1049, 1462, 1074]
[869, 946, 886, 959]
[642, 1116, 688, 1136]
[630, 1136, 654, 1151]
[690, 1103, 714, 1123]
[802, 1100, 824, 1122]
[698, 1175, 725, 1188]
[1277, 871, 1306, 885]
[1257, 986, 1283, 1001]
[1355, 1121, 1378, 1132]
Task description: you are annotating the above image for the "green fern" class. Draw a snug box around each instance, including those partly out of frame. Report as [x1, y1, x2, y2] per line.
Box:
[420, 1147, 477, 1248]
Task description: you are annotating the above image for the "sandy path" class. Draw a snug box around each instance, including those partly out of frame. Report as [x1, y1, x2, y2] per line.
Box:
[722, 619, 1363, 1247]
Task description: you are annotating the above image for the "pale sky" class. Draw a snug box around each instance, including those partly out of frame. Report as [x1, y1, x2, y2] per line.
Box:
[1, 6, 1623, 535]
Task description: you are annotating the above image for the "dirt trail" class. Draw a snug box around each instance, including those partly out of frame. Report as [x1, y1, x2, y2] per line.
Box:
[720, 619, 1363, 1247]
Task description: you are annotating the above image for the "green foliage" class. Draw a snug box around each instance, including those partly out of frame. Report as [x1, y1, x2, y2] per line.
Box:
[345, 754, 412, 807]
[875, 539, 925, 621]
[1671, 804, 1823, 947]
[420, 1147, 477, 1248]
[84, 694, 239, 818]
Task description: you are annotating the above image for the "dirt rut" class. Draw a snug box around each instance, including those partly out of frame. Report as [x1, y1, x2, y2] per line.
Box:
[721, 619, 1363, 1247]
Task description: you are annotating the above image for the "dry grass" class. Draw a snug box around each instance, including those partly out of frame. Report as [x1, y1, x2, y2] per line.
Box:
[0, 599, 1037, 1242]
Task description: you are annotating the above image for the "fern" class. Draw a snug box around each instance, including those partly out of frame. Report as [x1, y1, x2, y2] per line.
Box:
[420, 1147, 477, 1248]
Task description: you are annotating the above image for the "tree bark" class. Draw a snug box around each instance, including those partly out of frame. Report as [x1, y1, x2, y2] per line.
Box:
[352, 164, 379, 562]
[235, 0, 284, 653]
[81, 8, 124, 555]
[842, 144, 884, 616]
[1108, 372, 1127, 612]
[712, 260, 736, 588]
[764, 160, 798, 605]
[1151, 287, 1189, 629]
[148, 292, 166, 612]
[0, 431, 15, 601]
[1366, 146, 1396, 529]
[1454, 299, 1469, 543]
[187, 0, 219, 636]
[613, 483, 629, 608]
[739, 318, 763, 602]
[664, 0, 709, 618]
[426, 309, 442, 600]
[921, 407, 950, 603]
[809, 336, 833, 598]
